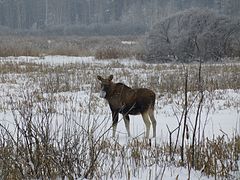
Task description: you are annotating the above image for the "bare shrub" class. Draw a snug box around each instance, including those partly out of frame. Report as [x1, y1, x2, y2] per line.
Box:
[144, 8, 240, 63]
[0, 88, 112, 179]
[0, 87, 168, 179]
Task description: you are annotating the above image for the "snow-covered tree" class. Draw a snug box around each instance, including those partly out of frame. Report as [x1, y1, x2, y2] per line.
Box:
[144, 8, 240, 63]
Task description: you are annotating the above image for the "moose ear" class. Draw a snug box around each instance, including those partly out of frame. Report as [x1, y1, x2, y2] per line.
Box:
[97, 75, 103, 81]
[108, 75, 113, 81]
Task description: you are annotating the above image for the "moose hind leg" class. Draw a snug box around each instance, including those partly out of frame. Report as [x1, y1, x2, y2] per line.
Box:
[141, 112, 151, 138]
[123, 115, 130, 137]
[148, 108, 156, 137]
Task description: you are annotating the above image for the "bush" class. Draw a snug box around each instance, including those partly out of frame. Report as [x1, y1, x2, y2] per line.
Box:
[144, 8, 240, 63]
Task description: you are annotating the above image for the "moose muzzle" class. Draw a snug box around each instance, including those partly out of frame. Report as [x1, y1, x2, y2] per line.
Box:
[99, 89, 106, 98]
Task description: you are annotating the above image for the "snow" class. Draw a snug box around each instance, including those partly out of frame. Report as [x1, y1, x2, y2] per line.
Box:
[0, 56, 95, 65]
[0, 56, 239, 179]
[121, 41, 137, 45]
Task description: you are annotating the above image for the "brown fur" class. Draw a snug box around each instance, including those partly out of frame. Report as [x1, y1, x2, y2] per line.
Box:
[97, 75, 156, 138]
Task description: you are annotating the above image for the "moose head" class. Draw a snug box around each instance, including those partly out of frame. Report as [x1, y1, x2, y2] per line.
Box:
[97, 75, 113, 98]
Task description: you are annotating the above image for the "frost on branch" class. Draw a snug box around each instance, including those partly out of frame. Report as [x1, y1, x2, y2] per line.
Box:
[145, 8, 240, 63]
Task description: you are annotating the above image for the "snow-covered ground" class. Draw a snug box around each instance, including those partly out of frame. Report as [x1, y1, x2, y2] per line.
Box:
[7, 56, 238, 140]
[0, 56, 239, 179]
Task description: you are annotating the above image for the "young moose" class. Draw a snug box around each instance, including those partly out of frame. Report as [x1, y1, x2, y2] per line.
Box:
[97, 75, 156, 138]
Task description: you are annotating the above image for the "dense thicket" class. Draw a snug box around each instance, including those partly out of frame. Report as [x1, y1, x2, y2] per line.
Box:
[144, 8, 240, 63]
[0, 0, 240, 35]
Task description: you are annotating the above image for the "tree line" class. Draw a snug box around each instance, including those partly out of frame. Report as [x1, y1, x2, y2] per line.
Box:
[0, 0, 239, 35]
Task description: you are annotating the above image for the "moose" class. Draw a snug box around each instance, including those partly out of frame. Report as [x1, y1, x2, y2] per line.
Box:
[97, 75, 156, 139]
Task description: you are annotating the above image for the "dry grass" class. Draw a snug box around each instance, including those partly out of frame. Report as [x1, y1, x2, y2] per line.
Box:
[95, 46, 132, 60]
[185, 135, 240, 178]
[1, 60, 239, 93]
[0, 35, 140, 58]
[0, 56, 239, 179]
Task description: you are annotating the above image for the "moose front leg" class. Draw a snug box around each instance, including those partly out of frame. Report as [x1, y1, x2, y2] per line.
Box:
[112, 111, 119, 138]
[123, 114, 130, 137]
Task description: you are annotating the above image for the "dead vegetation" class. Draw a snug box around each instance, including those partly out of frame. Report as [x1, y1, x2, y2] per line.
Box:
[0, 56, 239, 179]
[0, 36, 140, 58]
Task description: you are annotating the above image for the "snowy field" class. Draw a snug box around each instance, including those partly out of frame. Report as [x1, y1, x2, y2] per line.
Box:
[0, 56, 239, 179]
